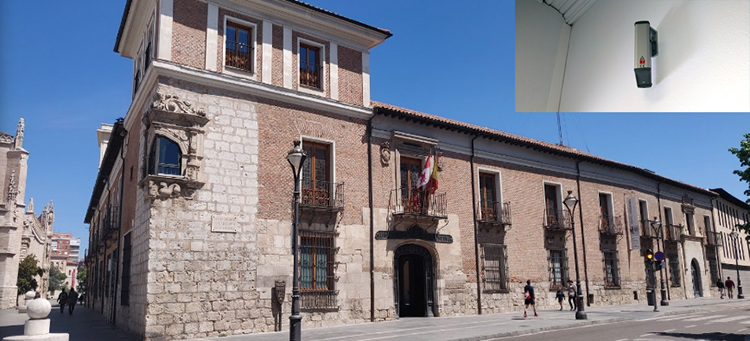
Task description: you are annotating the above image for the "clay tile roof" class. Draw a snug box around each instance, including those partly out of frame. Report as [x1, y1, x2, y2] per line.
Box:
[283, 0, 392, 37]
[372, 101, 715, 197]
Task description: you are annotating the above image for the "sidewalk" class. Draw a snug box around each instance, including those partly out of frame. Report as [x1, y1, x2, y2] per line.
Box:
[1, 298, 747, 341]
[0, 300, 139, 341]
[185, 297, 750, 341]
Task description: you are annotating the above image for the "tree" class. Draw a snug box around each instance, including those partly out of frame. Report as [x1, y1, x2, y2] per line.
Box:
[76, 268, 87, 292]
[729, 133, 750, 241]
[49, 267, 67, 293]
[16, 255, 40, 294]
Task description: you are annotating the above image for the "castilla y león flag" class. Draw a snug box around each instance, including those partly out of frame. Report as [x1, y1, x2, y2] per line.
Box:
[426, 153, 438, 194]
[417, 154, 434, 189]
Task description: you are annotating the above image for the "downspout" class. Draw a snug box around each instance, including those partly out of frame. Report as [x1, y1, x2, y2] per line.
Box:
[710, 198, 722, 285]
[470, 136, 481, 315]
[112, 126, 127, 325]
[575, 160, 590, 305]
[101, 183, 111, 315]
[657, 183, 670, 300]
[367, 114, 375, 322]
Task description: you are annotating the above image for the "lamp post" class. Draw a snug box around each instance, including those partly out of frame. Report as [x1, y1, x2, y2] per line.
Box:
[651, 217, 669, 306]
[563, 190, 587, 320]
[286, 141, 306, 341]
[730, 229, 745, 299]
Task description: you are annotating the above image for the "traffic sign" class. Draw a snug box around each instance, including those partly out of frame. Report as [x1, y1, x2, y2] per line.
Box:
[654, 251, 664, 261]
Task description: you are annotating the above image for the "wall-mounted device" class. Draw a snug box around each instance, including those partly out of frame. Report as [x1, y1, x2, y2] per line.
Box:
[634, 21, 658, 88]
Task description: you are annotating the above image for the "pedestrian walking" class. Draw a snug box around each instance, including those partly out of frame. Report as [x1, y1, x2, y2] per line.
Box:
[57, 290, 68, 313]
[555, 285, 565, 311]
[523, 280, 538, 318]
[67, 289, 79, 315]
[725, 277, 735, 299]
[716, 278, 725, 299]
[567, 280, 577, 311]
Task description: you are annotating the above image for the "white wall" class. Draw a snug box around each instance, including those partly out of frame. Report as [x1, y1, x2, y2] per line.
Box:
[515, 0, 570, 112]
[560, 0, 749, 112]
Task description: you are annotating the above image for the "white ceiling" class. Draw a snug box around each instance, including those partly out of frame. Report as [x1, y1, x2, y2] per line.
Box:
[538, 0, 599, 25]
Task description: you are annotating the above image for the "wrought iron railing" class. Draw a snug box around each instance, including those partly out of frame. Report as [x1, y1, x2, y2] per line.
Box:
[390, 188, 447, 218]
[478, 201, 512, 225]
[300, 62, 322, 88]
[665, 224, 683, 241]
[543, 210, 572, 230]
[706, 231, 722, 246]
[600, 215, 624, 235]
[300, 290, 338, 310]
[640, 219, 657, 238]
[300, 180, 344, 210]
[225, 42, 253, 71]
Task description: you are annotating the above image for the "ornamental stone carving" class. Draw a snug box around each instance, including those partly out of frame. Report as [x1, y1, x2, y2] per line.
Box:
[6, 170, 17, 204]
[380, 141, 391, 166]
[0, 132, 13, 144]
[141, 90, 209, 202]
[14, 118, 24, 149]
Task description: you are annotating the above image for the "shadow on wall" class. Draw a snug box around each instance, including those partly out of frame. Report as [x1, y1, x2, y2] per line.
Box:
[654, 2, 695, 85]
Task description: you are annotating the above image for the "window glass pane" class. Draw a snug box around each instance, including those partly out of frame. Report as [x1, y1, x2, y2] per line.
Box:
[227, 26, 236, 50]
[238, 28, 249, 53]
[316, 239, 327, 289]
[300, 46, 308, 70]
[301, 238, 312, 289]
[309, 49, 317, 69]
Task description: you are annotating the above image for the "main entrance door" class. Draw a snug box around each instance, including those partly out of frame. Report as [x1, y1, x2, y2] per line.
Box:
[394, 244, 434, 317]
[691, 259, 702, 297]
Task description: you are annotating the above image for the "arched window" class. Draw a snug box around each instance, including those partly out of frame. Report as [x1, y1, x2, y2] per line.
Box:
[149, 136, 181, 176]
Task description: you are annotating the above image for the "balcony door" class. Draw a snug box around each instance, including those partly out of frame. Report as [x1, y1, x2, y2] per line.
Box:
[479, 173, 496, 220]
[400, 157, 422, 213]
[544, 184, 559, 226]
[302, 141, 330, 206]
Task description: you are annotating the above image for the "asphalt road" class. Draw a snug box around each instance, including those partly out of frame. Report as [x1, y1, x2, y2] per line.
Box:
[487, 305, 750, 341]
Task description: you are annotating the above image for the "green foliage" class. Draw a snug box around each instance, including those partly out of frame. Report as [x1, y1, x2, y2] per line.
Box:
[49, 267, 67, 292]
[729, 133, 750, 241]
[76, 268, 87, 291]
[16, 255, 40, 294]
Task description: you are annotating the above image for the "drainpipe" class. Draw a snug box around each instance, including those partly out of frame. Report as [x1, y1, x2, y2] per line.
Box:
[112, 125, 127, 325]
[657, 183, 670, 300]
[470, 136, 481, 315]
[574, 160, 590, 305]
[710, 198, 722, 285]
[101, 183, 111, 315]
[367, 114, 375, 322]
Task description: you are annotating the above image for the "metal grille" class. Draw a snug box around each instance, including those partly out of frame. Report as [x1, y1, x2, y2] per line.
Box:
[544, 210, 572, 230]
[668, 254, 681, 287]
[482, 244, 508, 292]
[603, 250, 620, 287]
[300, 231, 338, 310]
[548, 249, 567, 287]
[301, 180, 344, 209]
[391, 188, 447, 218]
[479, 202, 512, 225]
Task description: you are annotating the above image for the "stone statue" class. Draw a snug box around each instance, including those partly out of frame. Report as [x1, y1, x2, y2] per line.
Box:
[28, 197, 34, 212]
[14, 118, 24, 149]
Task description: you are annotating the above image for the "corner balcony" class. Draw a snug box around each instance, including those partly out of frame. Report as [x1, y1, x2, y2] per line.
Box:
[599, 215, 624, 236]
[477, 201, 512, 232]
[665, 224, 684, 242]
[706, 231, 723, 247]
[640, 219, 658, 239]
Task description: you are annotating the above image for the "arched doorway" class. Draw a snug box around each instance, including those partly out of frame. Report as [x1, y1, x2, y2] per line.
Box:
[691, 259, 702, 298]
[394, 244, 435, 317]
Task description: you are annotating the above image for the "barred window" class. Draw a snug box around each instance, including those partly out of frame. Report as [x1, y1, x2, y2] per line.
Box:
[549, 249, 567, 287]
[299, 43, 321, 88]
[603, 250, 620, 287]
[482, 244, 507, 292]
[225, 21, 254, 72]
[668, 253, 681, 287]
[300, 232, 337, 310]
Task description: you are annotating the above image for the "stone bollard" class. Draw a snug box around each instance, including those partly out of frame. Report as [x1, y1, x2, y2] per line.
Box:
[17, 291, 35, 314]
[3, 298, 69, 341]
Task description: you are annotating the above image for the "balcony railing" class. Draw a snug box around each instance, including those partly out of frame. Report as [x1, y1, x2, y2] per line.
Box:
[390, 188, 447, 219]
[665, 224, 683, 241]
[301, 289, 338, 311]
[640, 220, 658, 238]
[300, 63, 322, 88]
[706, 231, 722, 247]
[600, 215, 624, 235]
[478, 201, 512, 226]
[544, 210, 572, 231]
[225, 42, 253, 71]
[300, 181, 344, 211]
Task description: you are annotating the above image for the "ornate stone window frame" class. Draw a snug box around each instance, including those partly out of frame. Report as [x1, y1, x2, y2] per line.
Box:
[141, 92, 209, 200]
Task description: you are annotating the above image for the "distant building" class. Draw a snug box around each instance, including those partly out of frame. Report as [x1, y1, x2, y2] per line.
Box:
[0, 119, 54, 308]
[51, 233, 81, 292]
[710, 188, 750, 286]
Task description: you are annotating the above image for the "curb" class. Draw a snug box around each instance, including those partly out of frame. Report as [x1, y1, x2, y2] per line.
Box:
[452, 317, 629, 341]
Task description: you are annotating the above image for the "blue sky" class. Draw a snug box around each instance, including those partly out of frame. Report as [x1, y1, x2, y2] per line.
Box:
[1, 0, 748, 258]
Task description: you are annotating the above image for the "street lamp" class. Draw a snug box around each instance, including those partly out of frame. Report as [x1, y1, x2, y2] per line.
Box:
[286, 140, 306, 341]
[730, 229, 745, 299]
[563, 190, 587, 320]
[650, 217, 669, 306]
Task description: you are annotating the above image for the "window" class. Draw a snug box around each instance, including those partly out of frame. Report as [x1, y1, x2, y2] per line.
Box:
[667, 252, 681, 287]
[479, 173, 497, 221]
[639, 200, 649, 236]
[148, 136, 181, 176]
[121, 233, 131, 306]
[300, 232, 337, 310]
[133, 14, 155, 97]
[544, 184, 560, 226]
[482, 244, 507, 292]
[301, 141, 330, 206]
[685, 212, 695, 236]
[599, 193, 613, 231]
[299, 43, 321, 88]
[603, 251, 619, 287]
[548, 249, 567, 287]
[225, 21, 253, 72]
[400, 157, 422, 213]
